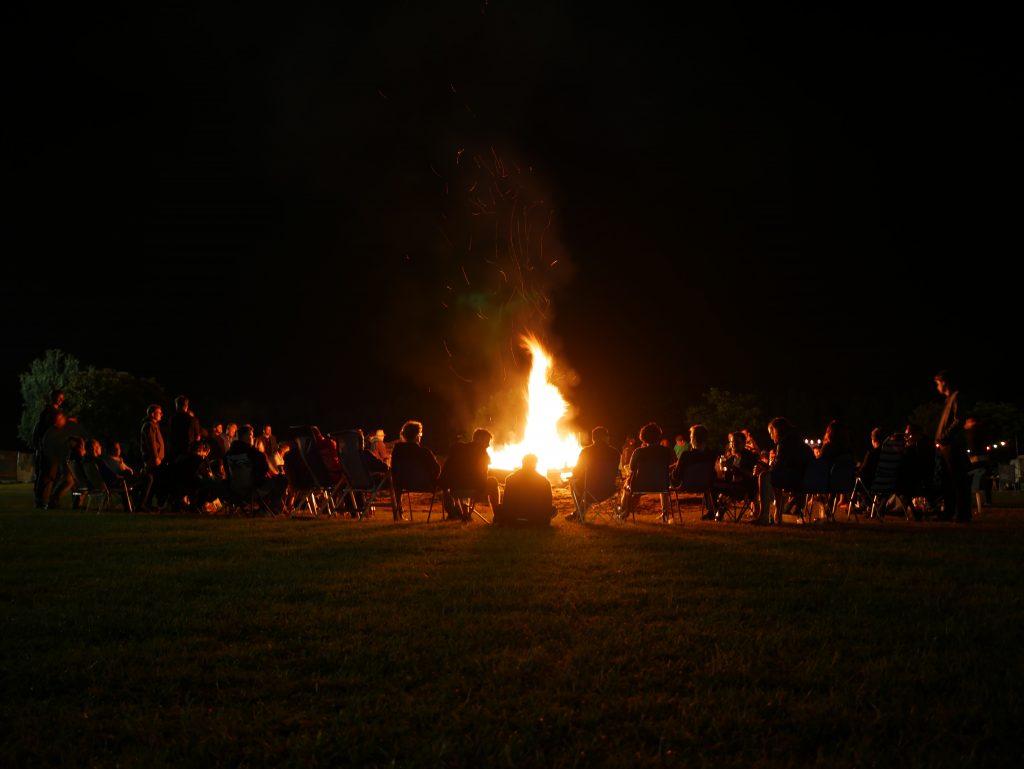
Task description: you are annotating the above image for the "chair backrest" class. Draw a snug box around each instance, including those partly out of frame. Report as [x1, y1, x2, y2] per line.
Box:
[292, 428, 335, 488]
[871, 435, 906, 494]
[81, 461, 111, 493]
[335, 429, 375, 490]
[828, 453, 857, 494]
[225, 454, 257, 497]
[69, 459, 92, 490]
[801, 457, 832, 494]
[676, 462, 716, 493]
[577, 447, 620, 502]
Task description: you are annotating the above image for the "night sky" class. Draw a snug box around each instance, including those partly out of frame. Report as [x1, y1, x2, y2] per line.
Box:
[6, 4, 1021, 451]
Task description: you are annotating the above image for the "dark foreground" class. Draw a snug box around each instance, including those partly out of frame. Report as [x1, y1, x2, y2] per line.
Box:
[2, 483, 1022, 768]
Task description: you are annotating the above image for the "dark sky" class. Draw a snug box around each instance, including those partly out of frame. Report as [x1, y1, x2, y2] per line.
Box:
[5, 3, 1021, 450]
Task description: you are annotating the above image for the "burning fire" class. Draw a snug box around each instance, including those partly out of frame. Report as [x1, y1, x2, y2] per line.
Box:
[488, 335, 582, 476]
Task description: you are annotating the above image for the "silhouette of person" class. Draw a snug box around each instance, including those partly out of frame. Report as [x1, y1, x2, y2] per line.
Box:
[568, 425, 621, 522]
[934, 370, 971, 522]
[438, 428, 500, 521]
[494, 453, 556, 526]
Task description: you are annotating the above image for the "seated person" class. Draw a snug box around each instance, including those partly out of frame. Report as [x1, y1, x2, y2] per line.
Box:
[899, 422, 940, 517]
[84, 437, 133, 510]
[819, 419, 850, 460]
[755, 416, 814, 524]
[224, 424, 288, 514]
[164, 440, 222, 513]
[335, 428, 392, 517]
[494, 453, 556, 526]
[671, 424, 719, 481]
[857, 427, 885, 489]
[310, 426, 344, 486]
[568, 425, 621, 521]
[438, 428, 501, 521]
[717, 429, 760, 510]
[390, 423, 440, 490]
[390, 420, 442, 520]
[100, 441, 135, 480]
[668, 423, 719, 519]
[619, 422, 676, 522]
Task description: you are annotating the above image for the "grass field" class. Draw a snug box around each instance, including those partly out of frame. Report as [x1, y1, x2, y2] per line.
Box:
[2, 482, 1022, 768]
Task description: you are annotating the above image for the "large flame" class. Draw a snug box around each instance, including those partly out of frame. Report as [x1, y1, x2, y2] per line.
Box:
[488, 335, 582, 476]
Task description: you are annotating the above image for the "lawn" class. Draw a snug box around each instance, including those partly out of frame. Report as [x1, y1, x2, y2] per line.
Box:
[2, 483, 1022, 768]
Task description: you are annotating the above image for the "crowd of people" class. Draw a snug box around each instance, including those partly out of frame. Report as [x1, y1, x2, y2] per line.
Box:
[27, 369, 983, 525]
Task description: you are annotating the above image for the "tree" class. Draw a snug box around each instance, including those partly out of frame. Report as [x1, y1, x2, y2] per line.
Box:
[18, 349, 81, 447]
[18, 349, 166, 459]
[68, 368, 166, 459]
[685, 388, 765, 453]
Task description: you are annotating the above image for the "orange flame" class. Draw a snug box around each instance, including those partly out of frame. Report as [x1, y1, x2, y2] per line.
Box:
[488, 335, 582, 476]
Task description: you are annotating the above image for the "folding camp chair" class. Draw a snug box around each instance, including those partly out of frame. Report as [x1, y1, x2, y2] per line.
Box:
[82, 460, 133, 513]
[868, 435, 912, 521]
[71, 461, 111, 514]
[223, 454, 276, 517]
[394, 483, 439, 521]
[445, 488, 494, 524]
[825, 453, 857, 522]
[565, 460, 618, 528]
[671, 462, 716, 522]
[288, 427, 338, 517]
[334, 429, 396, 520]
[798, 457, 833, 523]
[568, 475, 621, 524]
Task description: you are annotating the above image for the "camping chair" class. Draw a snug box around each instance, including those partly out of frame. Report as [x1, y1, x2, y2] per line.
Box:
[620, 463, 680, 524]
[71, 461, 111, 514]
[825, 453, 857, 522]
[671, 462, 716, 522]
[711, 475, 756, 522]
[334, 429, 396, 520]
[868, 435, 912, 521]
[82, 461, 133, 513]
[799, 457, 833, 523]
[392, 479, 439, 521]
[223, 454, 276, 517]
[568, 473, 621, 524]
[446, 487, 494, 524]
[289, 427, 338, 517]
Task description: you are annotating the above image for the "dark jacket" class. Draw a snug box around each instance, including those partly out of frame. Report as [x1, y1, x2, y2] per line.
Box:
[140, 417, 165, 469]
[438, 440, 490, 492]
[497, 467, 553, 524]
[390, 440, 441, 491]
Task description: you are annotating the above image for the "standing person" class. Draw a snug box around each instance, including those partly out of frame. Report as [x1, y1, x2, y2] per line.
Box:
[934, 370, 971, 522]
[31, 389, 71, 507]
[34, 411, 76, 509]
[493, 454, 556, 526]
[437, 428, 501, 521]
[167, 395, 202, 464]
[138, 404, 165, 511]
[390, 420, 441, 521]
[568, 425, 621, 522]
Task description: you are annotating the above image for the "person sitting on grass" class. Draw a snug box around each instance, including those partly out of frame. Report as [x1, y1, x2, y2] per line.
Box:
[493, 453, 556, 526]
